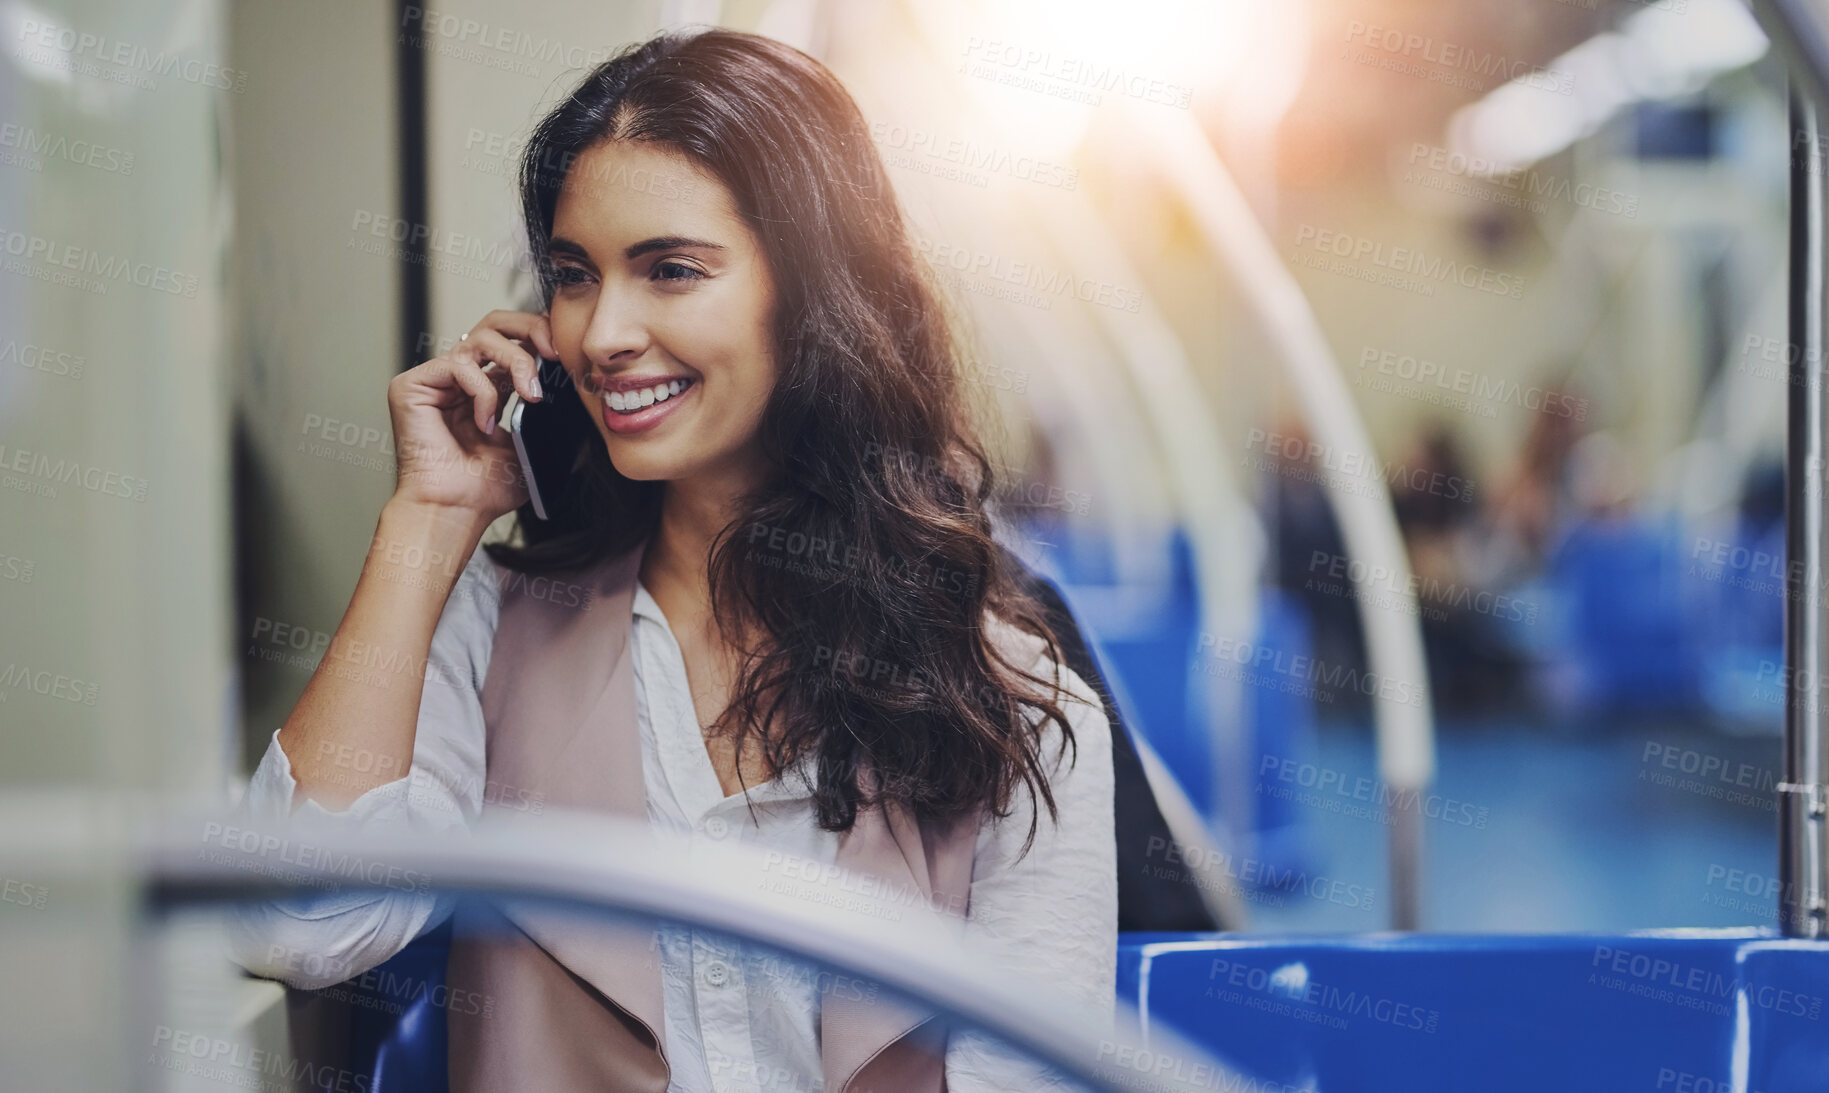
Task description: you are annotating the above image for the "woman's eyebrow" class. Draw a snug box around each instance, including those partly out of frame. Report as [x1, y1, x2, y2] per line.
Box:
[548, 237, 593, 262]
[624, 235, 726, 260]
[547, 234, 727, 263]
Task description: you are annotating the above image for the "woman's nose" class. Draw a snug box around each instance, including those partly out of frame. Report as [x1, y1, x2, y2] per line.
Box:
[580, 288, 650, 366]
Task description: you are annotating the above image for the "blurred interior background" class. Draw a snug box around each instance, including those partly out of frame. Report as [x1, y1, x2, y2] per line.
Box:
[0, 0, 1800, 946]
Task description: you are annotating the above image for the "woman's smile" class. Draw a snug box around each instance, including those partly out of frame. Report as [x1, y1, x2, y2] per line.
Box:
[598, 375, 699, 434]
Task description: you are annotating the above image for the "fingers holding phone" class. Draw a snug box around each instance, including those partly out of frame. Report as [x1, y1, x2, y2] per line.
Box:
[451, 310, 558, 405]
[386, 313, 557, 519]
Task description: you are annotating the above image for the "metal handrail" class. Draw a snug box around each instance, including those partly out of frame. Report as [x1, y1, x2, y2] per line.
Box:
[1747, 0, 1829, 939]
[1112, 101, 1437, 930]
[92, 804, 1251, 1093]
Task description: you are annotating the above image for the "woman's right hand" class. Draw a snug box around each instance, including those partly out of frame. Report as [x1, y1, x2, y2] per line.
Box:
[386, 311, 558, 520]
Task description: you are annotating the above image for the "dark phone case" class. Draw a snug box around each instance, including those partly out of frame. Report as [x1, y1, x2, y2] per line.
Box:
[513, 358, 593, 520]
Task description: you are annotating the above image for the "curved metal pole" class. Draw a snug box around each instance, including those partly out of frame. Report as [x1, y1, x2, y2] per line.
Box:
[1023, 202, 1267, 857]
[1783, 84, 1829, 939]
[1756, 0, 1829, 125]
[882, 0, 1265, 861]
[1116, 102, 1437, 930]
[99, 806, 1251, 1093]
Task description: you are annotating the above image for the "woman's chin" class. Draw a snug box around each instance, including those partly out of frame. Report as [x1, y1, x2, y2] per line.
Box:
[602, 442, 695, 484]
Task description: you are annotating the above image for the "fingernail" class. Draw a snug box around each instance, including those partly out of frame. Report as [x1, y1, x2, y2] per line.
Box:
[530, 375, 544, 400]
[483, 416, 495, 435]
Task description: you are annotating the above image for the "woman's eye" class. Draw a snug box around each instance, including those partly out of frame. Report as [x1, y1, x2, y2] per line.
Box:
[653, 260, 705, 283]
[550, 265, 593, 288]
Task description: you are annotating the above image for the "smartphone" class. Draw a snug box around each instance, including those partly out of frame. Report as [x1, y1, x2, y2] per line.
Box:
[506, 357, 593, 520]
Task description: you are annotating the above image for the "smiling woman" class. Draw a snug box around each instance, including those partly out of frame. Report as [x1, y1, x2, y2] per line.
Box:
[546, 140, 779, 466]
[228, 25, 1117, 1093]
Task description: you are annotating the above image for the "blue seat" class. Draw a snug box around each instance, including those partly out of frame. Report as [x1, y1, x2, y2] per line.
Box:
[1120, 930, 1829, 1092]
[1543, 515, 1704, 714]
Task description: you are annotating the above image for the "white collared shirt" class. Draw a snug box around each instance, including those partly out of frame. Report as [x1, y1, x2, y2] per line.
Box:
[231, 547, 1117, 1091]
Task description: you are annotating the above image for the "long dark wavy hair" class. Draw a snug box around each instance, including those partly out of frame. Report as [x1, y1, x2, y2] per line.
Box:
[486, 27, 1078, 858]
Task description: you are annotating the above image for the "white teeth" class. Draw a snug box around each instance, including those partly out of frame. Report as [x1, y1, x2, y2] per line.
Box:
[605, 379, 691, 414]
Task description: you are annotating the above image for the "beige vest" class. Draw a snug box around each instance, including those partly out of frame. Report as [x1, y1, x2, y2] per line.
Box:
[446, 540, 987, 1092]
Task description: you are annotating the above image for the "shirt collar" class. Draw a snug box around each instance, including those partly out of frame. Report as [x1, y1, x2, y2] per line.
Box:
[630, 578, 820, 806]
[631, 578, 667, 627]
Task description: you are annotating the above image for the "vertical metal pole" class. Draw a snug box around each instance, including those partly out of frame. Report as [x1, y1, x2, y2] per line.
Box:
[1391, 806, 1420, 931]
[1782, 86, 1829, 939]
[395, 0, 431, 372]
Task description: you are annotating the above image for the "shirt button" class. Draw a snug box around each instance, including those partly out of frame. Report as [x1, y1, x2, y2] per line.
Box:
[704, 960, 730, 987]
[704, 816, 729, 839]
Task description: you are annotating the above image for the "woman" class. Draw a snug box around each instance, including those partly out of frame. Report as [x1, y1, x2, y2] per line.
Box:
[232, 26, 1115, 1092]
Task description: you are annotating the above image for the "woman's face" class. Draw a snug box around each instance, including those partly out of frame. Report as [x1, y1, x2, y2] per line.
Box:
[546, 140, 778, 487]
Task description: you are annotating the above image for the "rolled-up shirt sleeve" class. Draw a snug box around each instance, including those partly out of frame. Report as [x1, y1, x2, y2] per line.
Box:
[226, 547, 500, 990]
[945, 659, 1118, 1090]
